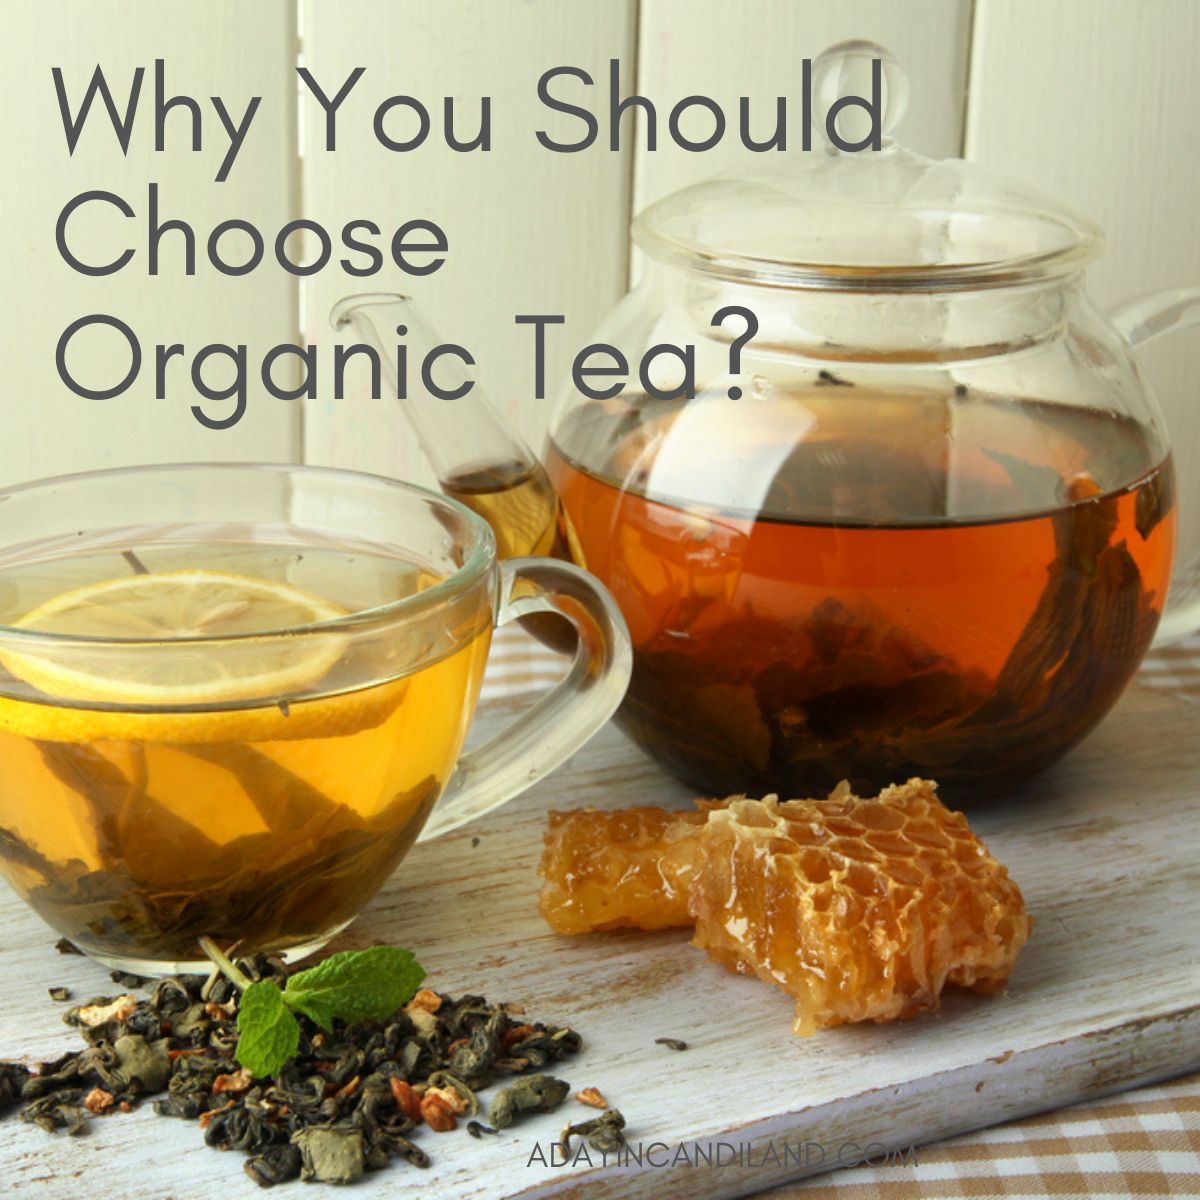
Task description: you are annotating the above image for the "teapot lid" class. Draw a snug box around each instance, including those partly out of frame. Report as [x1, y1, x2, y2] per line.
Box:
[633, 41, 1101, 290]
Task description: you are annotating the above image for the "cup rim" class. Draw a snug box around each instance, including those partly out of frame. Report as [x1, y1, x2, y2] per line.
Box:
[0, 461, 497, 647]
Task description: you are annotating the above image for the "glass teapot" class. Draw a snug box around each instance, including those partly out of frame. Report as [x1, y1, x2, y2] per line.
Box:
[336, 41, 1200, 802]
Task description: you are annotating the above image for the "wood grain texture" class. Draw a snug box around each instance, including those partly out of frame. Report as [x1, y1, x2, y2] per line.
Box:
[299, 0, 638, 485]
[0, 679, 1195, 1197]
[0, 0, 301, 486]
[967, 0, 1200, 586]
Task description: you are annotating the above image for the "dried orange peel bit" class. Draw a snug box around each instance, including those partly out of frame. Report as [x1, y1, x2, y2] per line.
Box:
[689, 780, 1031, 1035]
[538, 806, 710, 933]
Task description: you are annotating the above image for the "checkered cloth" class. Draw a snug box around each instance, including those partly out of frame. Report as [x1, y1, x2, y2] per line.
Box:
[479, 631, 1200, 1198]
[774, 1072, 1200, 1199]
[479, 623, 571, 699]
[480, 627, 1200, 706]
[1135, 640, 1200, 701]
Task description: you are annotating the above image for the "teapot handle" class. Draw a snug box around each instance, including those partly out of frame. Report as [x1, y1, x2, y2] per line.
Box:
[1110, 287, 1200, 646]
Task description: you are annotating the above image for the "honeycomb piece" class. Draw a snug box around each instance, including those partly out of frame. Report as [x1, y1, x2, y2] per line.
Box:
[689, 779, 1030, 1035]
[538, 806, 710, 933]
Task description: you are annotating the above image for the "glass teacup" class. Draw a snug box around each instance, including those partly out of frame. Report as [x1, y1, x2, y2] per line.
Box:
[0, 463, 630, 973]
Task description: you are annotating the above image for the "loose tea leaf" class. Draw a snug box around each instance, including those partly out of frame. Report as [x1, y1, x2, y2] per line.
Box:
[0, 954, 588, 1187]
[22, 1091, 88, 1135]
[488, 1074, 571, 1130]
[293, 1124, 365, 1185]
[560, 1107, 627, 1154]
[245, 1144, 303, 1188]
[0, 1063, 31, 1113]
[111, 1032, 171, 1091]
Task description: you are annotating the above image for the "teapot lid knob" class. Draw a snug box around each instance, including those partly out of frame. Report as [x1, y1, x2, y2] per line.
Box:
[633, 37, 1101, 286]
[812, 39, 908, 150]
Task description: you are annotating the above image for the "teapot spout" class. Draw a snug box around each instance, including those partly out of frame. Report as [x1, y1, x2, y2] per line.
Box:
[331, 292, 566, 560]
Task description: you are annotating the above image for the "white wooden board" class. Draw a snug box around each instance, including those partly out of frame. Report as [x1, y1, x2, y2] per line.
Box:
[0, 0, 302, 486]
[967, 0, 1200, 591]
[0, 679, 1197, 1197]
[299, 0, 639, 485]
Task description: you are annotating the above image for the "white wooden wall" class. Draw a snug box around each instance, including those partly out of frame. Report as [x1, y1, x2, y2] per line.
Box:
[2, 0, 301, 477]
[3, 0, 1197, 498]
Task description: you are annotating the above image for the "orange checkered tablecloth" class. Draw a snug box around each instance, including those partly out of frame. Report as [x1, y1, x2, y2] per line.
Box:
[479, 630, 1200, 1200]
[769, 1073, 1200, 1199]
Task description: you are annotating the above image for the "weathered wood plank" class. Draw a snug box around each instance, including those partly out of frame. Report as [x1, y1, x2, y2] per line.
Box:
[0, 0, 302, 485]
[299, 0, 639, 486]
[0, 678, 1195, 1196]
[967, 0, 1200, 614]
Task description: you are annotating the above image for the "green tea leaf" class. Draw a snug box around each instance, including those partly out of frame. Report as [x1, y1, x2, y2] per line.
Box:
[236, 980, 300, 1079]
[282, 946, 425, 1031]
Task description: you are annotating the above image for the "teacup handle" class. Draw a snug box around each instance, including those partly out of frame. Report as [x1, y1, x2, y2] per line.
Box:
[1110, 286, 1200, 645]
[418, 558, 632, 841]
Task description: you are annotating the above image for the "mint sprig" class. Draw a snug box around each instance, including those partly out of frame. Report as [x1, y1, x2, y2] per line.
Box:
[236, 980, 300, 1079]
[199, 940, 426, 1079]
[283, 946, 426, 1031]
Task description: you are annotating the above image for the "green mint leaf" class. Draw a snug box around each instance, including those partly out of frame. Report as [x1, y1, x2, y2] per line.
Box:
[282, 946, 425, 1031]
[236, 980, 300, 1079]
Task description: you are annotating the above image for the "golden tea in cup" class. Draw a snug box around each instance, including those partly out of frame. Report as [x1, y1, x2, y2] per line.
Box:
[0, 464, 630, 973]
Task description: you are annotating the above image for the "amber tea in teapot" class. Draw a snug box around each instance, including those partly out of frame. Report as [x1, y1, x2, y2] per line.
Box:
[331, 38, 1198, 802]
[546, 384, 1174, 799]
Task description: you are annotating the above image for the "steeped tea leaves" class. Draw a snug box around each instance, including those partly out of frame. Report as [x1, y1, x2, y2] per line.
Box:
[0, 537, 493, 967]
[236, 981, 300, 1079]
[548, 388, 1175, 800]
[282, 946, 426, 1031]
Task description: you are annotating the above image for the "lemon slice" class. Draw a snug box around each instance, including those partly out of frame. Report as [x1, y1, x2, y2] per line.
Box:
[0, 674, 410, 746]
[0, 569, 349, 706]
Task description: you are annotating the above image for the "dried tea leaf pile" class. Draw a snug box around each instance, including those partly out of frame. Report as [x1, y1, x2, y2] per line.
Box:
[539, 780, 1030, 1035]
[0, 955, 601, 1187]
